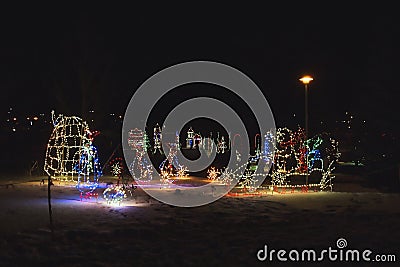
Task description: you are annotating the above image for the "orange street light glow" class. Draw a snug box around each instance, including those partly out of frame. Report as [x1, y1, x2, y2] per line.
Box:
[299, 76, 313, 84]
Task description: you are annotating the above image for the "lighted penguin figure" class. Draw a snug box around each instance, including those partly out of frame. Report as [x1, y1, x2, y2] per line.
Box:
[44, 111, 96, 181]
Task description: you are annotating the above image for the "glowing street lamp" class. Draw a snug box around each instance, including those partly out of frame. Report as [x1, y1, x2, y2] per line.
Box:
[299, 75, 313, 186]
[299, 76, 313, 85]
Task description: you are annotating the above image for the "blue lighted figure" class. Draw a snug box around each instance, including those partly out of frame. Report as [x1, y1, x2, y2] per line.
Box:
[74, 142, 102, 199]
[308, 149, 322, 170]
[263, 131, 275, 165]
[306, 136, 323, 171]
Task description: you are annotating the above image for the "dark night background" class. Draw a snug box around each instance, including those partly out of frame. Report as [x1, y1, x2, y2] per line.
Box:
[0, 3, 399, 180]
[0, 4, 400, 267]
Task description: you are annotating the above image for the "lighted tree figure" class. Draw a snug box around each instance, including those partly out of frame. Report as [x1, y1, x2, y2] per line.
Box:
[142, 131, 151, 153]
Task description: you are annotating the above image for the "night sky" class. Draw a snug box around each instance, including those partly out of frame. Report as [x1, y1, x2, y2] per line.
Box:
[1, 4, 398, 132]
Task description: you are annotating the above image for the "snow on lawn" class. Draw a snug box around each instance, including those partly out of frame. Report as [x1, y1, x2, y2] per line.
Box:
[0, 178, 399, 266]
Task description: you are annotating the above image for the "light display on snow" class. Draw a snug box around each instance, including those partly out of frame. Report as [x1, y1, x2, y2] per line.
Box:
[216, 133, 227, 154]
[143, 131, 151, 152]
[128, 128, 153, 182]
[186, 127, 194, 148]
[44, 111, 104, 199]
[205, 162, 248, 187]
[174, 131, 181, 149]
[159, 141, 187, 184]
[128, 128, 144, 151]
[160, 169, 173, 186]
[218, 127, 340, 194]
[104, 157, 137, 205]
[103, 185, 127, 205]
[74, 142, 102, 195]
[109, 157, 124, 178]
[44, 111, 96, 180]
[131, 150, 153, 182]
[207, 167, 220, 180]
[263, 127, 340, 191]
[232, 133, 242, 163]
[153, 123, 163, 154]
[235, 150, 242, 163]
[193, 134, 202, 148]
[263, 131, 275, 167]
[123, 122, 339, 194]
[255, 133, 262, 156]
[186, 127, 202, 149]
[108, 157, 130, 186]
[200, 132, 215, 157]
[218, 168, 236, 186]
[185, 129, 230, 155]
[238, 169, 258, 192]
[176, 166, 188, 179]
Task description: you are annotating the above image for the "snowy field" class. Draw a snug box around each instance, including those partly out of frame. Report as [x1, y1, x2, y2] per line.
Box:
[0, 175, 399, 266]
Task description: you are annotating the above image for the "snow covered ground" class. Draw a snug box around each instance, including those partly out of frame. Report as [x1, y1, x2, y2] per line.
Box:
[0, 175, 399, 266]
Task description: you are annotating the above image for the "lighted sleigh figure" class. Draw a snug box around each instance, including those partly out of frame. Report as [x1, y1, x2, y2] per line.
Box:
[264, 127, 341, 192]
[206, 128, 340, 194]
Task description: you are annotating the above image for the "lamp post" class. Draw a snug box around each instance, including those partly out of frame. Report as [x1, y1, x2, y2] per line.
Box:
[299, 75, 313, 186]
